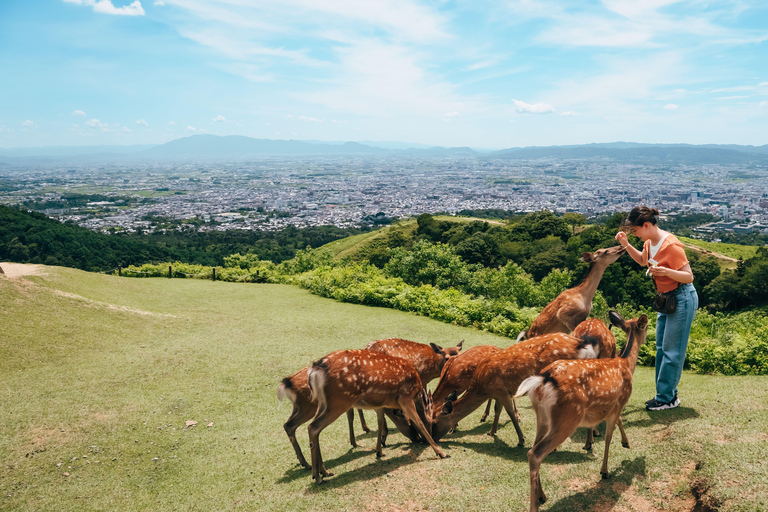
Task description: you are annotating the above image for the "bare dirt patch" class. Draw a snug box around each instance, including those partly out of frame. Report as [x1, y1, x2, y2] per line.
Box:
[0, 262, 46, 278]
[52, 289, 177, 318]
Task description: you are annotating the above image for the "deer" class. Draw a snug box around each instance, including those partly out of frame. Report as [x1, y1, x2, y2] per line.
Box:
[434, 318, 617, 436]
[514, 311, 648, 512]
[306, 349, 447, 484]
[352, 338, 463, 439]
[431, 331, 611, 445]
[278, 366, 421, 470]
[516, 245, 625, 341]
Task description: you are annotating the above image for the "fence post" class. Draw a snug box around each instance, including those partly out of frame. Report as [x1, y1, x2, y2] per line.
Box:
[212, 267, 216, 281]
[118, 266, 122, 277]
[169, 265, 172, 278]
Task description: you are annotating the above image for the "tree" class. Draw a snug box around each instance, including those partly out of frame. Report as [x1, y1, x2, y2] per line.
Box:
[563, 212, 586, 235]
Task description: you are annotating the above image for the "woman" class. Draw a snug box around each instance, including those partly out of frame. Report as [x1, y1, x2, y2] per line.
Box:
[615, 206, 698, 411]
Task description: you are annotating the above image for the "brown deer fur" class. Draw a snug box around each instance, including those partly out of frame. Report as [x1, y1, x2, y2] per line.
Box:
[278, 366, 419, 469]
[517, 245, 625, 341]
[431, 332, 608, 444]
[307, 349, 447, 484]
[515, 311, 648, 511]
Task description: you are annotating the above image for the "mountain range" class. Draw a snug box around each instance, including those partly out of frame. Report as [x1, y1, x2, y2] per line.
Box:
[2, 134, 768, 165]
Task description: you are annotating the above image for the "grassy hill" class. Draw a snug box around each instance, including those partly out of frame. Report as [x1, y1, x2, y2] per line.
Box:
[678, 236, 761, 269]
[2, 264, 767, 511]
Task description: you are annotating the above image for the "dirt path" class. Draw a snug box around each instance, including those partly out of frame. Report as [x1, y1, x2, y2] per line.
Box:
[0, 262, 46, 278]
[679, 242, 739, 262]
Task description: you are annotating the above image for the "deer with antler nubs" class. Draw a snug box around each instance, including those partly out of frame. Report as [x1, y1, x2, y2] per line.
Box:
[515, 311, 648, 512]
[307, 349, 447, 484]
[517, 245, 625, 341]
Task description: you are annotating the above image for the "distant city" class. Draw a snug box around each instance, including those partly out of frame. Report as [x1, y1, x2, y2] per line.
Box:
[2, 146, 768, 239]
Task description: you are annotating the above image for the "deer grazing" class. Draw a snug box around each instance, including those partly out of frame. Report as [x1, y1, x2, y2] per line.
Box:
[278, 366, 420, 469]
[353, 338, 463, 436]
[517, 245, 625, 341]
[514, 311, 648, 512]
[431, 331, 611, 445]
[307, 349, 447, 484]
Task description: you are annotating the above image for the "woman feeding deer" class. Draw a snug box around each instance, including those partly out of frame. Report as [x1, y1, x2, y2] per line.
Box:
[615, 206, 698, 411]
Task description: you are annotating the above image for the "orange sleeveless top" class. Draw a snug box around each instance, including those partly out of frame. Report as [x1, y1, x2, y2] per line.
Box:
[643, 234, 688, 293]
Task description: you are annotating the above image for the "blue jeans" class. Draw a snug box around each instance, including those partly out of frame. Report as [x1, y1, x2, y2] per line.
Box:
[654, 282, 698, 403]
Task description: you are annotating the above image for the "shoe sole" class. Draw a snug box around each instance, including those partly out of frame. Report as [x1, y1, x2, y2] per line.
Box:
[647, 399, 680, 411]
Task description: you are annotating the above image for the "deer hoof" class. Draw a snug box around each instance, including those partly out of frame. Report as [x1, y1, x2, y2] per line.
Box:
[538, 496, 547, 505]
[622, 442, 630, 449]
[583, 444, 592, 451]
[601, 472, 609, 480]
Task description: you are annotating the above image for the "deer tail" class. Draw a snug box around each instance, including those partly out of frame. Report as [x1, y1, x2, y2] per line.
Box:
[277, 376, 296, 404]
[515, 375, 543, 399]
[307, 359, 329, 413]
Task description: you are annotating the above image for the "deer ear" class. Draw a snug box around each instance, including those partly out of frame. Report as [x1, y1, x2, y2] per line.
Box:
[446, 390, 458, 402]
[608, 311, 625, 329]
[637, 314, 648, 330]
[580, 252, 594, 263]
[430, 342, 444, 354]
[441, 401, 453, 415]
[456, 340, 464, 351]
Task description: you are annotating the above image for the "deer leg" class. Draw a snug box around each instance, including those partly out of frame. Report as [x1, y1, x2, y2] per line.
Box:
[584, 426, 594, 451]
[308, 408, 346, 484]
[398, 398, 447, 459]
[358, 408, 371, 433]
[480, 399, 492, 422]
[346, 410, 358, 448]
[527, 415, 581, 511]
[375, 409, 386, 457]
[600, 414, 619, 479]
[496, 394, 525, 447]
[617, 416, 629, 448]
[284, 405, 312, 469]
[488, 399, 503, 437]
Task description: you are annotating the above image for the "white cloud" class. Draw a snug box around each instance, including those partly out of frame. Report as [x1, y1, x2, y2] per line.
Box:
[443, 111, 460, 121]
[297, 116, 322, 122]
[664, 103, 679, 110]
[154, 0, 163, 4]
[560, 111, 578, 116]
[136, 119, 149, 126]
[63, 0, 145, 16]
[760, 101, 768, 108]
[187, 126, 197, 131]
[512, 99, 555, 114]
[86, 118, 108, 128]
[212, 115, 226, 122]
[72, 109, 87, 117]
[21, 120, 37, 129]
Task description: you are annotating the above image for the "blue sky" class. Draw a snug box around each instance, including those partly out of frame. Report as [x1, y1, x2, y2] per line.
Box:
[1, 0, 767, 149]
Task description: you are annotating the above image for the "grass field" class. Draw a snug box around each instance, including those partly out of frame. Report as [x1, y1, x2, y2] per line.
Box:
[678, 236, 761, 267]
[2, 264, 767, 511]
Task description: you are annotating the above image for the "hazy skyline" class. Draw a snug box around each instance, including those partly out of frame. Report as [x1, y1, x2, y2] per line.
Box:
[2, 0, 767, 149]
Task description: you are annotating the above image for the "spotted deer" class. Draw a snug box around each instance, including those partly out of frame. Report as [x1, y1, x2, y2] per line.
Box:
[307, 349, 447, 484]
[353, 338, 463, 437]
[278, 366, 420, 469]
[515, 311, 648, 512]
[431, 331, 609, 444]
[517, 245, 625, 341]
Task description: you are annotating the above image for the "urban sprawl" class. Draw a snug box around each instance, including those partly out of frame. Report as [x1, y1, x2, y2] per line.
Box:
[2, 157, 768, 237]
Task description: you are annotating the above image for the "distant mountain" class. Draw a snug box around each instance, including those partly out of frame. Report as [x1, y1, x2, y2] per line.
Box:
[2, 136, 767, 164]
[139, 135, 392, 157]
[490, 143, 768, 164]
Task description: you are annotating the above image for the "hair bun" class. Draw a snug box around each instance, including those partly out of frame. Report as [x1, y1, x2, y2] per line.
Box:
[651, 208, 659, 216]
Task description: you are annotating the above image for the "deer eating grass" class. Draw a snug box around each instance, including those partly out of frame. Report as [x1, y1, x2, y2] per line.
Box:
[431, 331, 611, 445]
[278, 366, 420, 469]
[352, 338, 463, 439]
[307, 349, 447, 484]
[517, 245, 625, 341]
[514, 311, 648, 512]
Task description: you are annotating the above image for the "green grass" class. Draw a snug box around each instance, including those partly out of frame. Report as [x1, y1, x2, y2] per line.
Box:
[2, 266, 768, 511]
[678, 236, 760, 262]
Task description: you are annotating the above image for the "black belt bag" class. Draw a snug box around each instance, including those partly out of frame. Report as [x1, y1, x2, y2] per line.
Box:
[652, 273, 678, 314]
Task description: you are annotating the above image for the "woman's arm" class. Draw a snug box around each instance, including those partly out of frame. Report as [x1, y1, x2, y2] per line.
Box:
[614, 232, 648, 266]
[649, 263, 694, 284]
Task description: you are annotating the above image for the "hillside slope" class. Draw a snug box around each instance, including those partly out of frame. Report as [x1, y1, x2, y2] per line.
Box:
[2, 265, 767, 511]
